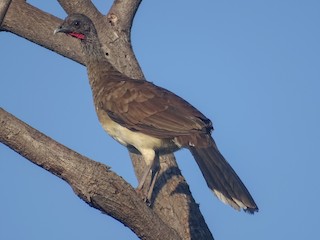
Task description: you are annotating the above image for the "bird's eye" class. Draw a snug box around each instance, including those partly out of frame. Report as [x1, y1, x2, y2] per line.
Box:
[73, 20, 80, 27]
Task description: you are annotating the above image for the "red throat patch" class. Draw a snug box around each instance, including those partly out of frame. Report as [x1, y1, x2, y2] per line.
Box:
[68, 32, 85, 40]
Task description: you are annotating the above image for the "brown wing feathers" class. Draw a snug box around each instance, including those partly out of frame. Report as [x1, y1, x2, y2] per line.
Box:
[103, 80, 212, 138]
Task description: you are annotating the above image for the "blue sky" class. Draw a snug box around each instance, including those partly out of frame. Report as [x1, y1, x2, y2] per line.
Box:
[1, 1, 319, 239]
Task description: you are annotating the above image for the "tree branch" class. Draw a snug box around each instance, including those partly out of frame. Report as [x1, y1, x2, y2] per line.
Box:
[108, 0, 142, 34]
[0, 0, 84, 64]
[57, 0, 103, 20]
[0, 0, 12, 26]
[0, 107, 181, 240]
[0, 1, 215, 239]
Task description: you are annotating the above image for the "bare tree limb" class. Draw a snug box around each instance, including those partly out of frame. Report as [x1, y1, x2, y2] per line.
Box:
[0, 107, 181, 240]
[0, 1, 215, 239]
[108, 0, 143, 34]
[57, 0, 103, 20]
[0, 0, 12, 25]
[1, 0, 84, 64]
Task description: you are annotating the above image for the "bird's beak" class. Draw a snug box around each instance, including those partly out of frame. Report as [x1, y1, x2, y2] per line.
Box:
[54, 25, 85, 40]
[54, 26, 69, 35]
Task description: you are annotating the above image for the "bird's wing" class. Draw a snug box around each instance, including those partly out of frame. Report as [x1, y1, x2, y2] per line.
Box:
[99, 79, 213, 139]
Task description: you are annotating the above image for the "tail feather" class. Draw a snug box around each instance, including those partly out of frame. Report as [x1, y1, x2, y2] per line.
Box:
[189, 144, 258, 213]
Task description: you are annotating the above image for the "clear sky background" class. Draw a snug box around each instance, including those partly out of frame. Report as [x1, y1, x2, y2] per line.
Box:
[1, 1, 319, 239]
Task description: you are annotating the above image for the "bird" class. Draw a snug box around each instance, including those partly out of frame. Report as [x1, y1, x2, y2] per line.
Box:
[54, 13, 258, 213]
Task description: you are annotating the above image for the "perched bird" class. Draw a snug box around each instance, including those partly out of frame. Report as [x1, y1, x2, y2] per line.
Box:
[54, 13, 258, 213]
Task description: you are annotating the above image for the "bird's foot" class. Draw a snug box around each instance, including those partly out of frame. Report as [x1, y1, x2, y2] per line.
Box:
[135, 187, 151, 206]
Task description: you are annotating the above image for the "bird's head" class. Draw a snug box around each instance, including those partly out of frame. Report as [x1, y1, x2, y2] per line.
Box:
[54, 13, 96, 41]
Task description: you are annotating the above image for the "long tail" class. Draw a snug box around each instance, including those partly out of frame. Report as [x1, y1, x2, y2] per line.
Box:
[189, 143, 258, 213]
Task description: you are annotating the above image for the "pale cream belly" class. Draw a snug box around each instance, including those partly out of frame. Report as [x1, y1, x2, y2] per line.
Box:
[97, 110, 180, 163]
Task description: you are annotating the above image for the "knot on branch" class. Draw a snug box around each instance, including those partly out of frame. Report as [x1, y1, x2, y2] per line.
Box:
[107, 13, 118, 26]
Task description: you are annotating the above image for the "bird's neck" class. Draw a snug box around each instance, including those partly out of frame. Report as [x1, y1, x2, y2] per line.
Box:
[81, 38, 124, 95]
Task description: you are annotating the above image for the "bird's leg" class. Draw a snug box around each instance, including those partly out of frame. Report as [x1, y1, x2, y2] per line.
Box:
[137, 163, 153, 191]
[147, 155, 160, 202]
[136, 150, 160, 203]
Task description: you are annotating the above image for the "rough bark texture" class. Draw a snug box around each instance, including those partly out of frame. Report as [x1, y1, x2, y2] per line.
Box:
[0, 1, 214, 239]
[0, 108, 181, 240]
[0, 0, 12, 25]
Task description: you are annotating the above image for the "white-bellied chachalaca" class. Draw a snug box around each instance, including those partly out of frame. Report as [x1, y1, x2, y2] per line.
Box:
[54, 13, 258, 213]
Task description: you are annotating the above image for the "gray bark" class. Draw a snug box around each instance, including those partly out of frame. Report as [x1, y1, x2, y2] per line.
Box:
[0, 1, 214, 239]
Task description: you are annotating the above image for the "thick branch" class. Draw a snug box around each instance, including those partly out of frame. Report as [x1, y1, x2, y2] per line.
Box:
[0, 107, 181, 240]
[57, 0, 103, 20]
[0, 0, 12, 25]
[108, 0, 142, 33]
[0, 0, 84, 64]
[0, 1, 215, 239]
